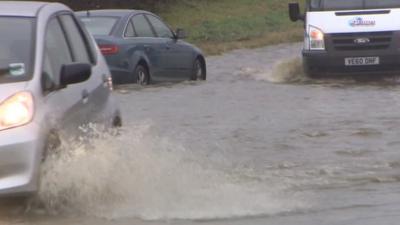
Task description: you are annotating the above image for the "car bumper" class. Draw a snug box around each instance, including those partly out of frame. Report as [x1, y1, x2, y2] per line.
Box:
[109, 67, 133, 84]
[303, 50, 400, 75]
[0, 123, 43, 196]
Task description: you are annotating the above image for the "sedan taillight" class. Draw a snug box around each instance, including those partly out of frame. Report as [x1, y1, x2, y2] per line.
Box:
[99, 44, 119, 55]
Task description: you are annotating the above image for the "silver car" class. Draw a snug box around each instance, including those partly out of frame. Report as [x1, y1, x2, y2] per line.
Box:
[0, 2, 121, 196]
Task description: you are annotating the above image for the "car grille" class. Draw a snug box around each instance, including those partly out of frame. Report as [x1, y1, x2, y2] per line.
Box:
[331, 31, 393, 51]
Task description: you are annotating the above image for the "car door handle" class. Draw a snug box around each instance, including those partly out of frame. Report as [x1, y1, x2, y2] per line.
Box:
[82, 90, 89, 104]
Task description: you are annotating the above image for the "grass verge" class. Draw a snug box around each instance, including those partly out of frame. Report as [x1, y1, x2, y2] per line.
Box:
[157, 0, 305, 55]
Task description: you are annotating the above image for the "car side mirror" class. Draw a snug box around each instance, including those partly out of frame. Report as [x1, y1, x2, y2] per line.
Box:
[175, 28, 187, 39]
[60, 63, 91, 87]
[289, 3, 304, 22]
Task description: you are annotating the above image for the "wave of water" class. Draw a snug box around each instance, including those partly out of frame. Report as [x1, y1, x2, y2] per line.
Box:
[239, 57, 309, 84]
[239, 57, 400, 86]
[30, 122, 306, 220]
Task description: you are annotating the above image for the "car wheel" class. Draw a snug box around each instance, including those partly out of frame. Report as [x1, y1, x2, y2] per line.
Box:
[191, 58, 206, 81]
[42, 132, 61, 162]
[112, 116, 122, 128]
[12, 196, 37, 213]
[135, 64, 150, 85]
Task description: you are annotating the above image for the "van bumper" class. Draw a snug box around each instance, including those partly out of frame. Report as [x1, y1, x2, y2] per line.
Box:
[303, 50, 400, 75]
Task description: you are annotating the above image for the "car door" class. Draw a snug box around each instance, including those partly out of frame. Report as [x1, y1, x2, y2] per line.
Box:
[128, 14, 168, 81]
[41, 17, 87, 136]
[58, 13, 110, 126]
[145, 14, 194, 80]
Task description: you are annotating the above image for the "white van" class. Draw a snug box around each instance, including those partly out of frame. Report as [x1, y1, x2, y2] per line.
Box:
[289, 0, 400, 76]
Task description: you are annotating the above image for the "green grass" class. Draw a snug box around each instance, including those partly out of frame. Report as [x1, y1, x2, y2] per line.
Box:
[157, 0, 305, 55]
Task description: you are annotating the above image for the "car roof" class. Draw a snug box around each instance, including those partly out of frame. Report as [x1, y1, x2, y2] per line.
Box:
[0, 1, 52, 17]
[76, 9, 146, 18]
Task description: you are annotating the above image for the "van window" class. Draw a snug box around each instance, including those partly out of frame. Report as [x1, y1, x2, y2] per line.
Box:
[310, 0, 400, 11]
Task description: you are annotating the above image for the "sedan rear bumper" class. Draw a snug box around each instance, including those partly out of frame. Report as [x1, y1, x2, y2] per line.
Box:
[109, 67, 133, 84]
[0, 123, 43, 196]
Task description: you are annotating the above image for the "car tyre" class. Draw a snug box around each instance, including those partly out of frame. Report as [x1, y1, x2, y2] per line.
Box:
[135, 64, 150, 85]
[42, 132, 61, 162]
[191, 58, 206, 81]
[303, 66, 320, 78]
[112, 115, 122, 128]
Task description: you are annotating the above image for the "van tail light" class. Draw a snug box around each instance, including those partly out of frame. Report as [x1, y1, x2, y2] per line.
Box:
[99, 44, 119, 55]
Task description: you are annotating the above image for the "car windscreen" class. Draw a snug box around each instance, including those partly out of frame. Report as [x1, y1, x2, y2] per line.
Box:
[0, 17, 34, 83]
[79, 16, 119, 36]
[310, 0, 400, 11]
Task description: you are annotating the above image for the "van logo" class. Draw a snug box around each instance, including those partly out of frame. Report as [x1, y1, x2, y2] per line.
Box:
[349, 17, 376, 27]
[354, 37, 370, 44]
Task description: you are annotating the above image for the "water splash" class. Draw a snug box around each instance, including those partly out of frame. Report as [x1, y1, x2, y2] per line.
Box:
[268, 58, 309, 83]
[240, 58, 309, 83]
[31, 122, 305, 220]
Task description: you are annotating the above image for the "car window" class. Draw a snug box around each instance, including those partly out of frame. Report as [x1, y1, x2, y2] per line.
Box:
[146, 14, 174, 38]
[43, 18, 73, 90]
[0, 17, 34, 83]
[131, 14, 155, 37]
[79, 16, 119, 36]
[59, 14, 92, 64]
[125, 21, 135, 37]
[78, 19, 98, 65]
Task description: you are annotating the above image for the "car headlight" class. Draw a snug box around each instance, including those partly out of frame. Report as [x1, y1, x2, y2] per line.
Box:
[0, 91, 34, 131]
[308, 25, 325, 50]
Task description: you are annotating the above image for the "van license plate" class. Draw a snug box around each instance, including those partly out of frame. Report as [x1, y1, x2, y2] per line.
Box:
[345, 57, 380, 66]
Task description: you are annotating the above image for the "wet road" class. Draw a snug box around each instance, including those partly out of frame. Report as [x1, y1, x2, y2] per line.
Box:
[3, 43, 400, 224]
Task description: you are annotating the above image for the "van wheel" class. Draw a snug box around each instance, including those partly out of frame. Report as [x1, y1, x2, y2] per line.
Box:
[307, 71, 321, 79]
[303, 66, 320, 79]
[135, 65, 150, 85]
[191, 58, 206, 81]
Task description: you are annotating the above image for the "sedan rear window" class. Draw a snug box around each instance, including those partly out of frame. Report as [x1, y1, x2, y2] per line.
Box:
[79, 17, 119, 36]
[0, 17, 34, 83]
[310, 0, 400, 11]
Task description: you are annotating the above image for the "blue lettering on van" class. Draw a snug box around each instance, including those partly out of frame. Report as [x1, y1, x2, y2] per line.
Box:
[349, 17, 376, 27]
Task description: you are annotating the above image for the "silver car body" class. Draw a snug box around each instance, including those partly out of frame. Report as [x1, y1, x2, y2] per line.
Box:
[0, 2, 120, 196]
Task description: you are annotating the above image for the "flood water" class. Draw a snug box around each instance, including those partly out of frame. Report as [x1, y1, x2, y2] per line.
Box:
[2, 43, 400, 225]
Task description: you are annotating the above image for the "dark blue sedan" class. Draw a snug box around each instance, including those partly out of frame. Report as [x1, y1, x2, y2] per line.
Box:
[76, 10, 206, 85]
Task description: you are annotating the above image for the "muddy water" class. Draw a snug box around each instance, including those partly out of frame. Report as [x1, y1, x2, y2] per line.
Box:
[3, 43, 400, 224]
